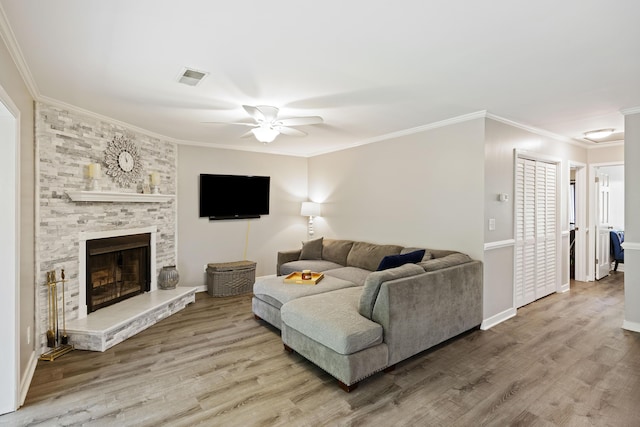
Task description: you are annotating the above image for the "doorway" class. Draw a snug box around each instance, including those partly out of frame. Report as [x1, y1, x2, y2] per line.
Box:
[0, 88, 19, 413]
[588, 163, 624, 281]
[570, 163, 587, 282]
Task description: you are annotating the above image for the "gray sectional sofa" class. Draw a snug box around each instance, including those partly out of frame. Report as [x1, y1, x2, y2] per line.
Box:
[252, 237, 483, 391]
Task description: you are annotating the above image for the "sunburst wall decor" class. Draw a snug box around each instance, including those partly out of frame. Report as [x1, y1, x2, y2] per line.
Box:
[104, 135, 144, 188]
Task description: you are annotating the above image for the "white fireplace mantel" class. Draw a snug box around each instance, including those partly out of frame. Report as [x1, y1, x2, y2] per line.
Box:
[67, 191, 174, 203]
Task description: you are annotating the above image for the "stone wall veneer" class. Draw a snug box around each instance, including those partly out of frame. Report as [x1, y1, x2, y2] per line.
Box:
[35, 102, 177, 354]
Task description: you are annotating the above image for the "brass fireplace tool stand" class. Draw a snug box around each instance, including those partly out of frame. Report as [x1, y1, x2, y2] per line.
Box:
[39, 268, 74, 361]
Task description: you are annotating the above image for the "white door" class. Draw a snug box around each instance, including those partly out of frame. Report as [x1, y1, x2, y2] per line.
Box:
[595, 172, 611, 280]
[515, 158, 536, 307]
[537, 161, 557, 296]
[515, 157, 558, 308]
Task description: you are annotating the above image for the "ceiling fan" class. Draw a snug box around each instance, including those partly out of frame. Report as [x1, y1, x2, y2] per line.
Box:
[208, 105, 323, 143]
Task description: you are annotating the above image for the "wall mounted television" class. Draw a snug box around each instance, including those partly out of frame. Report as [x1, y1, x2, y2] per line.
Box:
[199, 174, 270, 220]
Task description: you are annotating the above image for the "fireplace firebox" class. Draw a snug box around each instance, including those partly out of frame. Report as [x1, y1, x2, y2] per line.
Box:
[86, 233, 151, 313]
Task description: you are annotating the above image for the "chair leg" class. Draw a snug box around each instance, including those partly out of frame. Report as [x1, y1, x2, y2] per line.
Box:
[614, 260, 619, 271]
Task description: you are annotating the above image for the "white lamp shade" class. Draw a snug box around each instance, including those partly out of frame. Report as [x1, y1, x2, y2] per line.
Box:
[301, 202, 321, 217]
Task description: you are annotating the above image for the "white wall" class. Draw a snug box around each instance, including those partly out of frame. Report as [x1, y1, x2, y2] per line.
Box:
[0, 31, 35, 411]
[308, 118, 485, 260]
[588, 144, 624, 164]
[623, 111, 640, 331]
[177, 145, 309, 286]
[483, 119, 587, 324]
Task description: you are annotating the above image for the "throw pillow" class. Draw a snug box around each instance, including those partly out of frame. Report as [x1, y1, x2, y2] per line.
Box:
[299, 237, 323, 260]
[377, 249, 426, 271]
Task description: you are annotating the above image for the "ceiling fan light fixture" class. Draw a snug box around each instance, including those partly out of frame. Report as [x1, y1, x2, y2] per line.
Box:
[252, 126, 279, 143]
[584, 128, 615, 139]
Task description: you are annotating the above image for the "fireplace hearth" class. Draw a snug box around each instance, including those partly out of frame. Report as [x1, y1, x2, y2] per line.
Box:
[86, 233, 151, 313]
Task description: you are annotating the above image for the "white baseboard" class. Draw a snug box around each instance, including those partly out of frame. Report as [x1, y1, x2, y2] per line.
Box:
[622, 320, 640, 333]
[481, 307, 517, 330]
[19, 351, 38, 407]
[559, 282, 570, 293]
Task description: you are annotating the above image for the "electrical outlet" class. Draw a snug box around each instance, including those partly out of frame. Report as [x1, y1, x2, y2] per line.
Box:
[489, 218, 496, 231]
[27, 326, 31, 344]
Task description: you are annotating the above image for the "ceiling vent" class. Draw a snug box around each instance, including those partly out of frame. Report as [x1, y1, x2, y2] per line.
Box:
[177, 68, 208, 86]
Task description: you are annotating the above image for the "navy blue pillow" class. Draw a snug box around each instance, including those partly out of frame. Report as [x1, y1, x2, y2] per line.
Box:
[377, 249, 426, 271]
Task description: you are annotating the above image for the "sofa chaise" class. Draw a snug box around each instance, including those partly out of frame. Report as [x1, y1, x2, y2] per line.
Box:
[252, 237, 483, 391]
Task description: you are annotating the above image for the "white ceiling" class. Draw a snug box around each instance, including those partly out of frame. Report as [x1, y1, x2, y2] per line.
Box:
[1, 0, 639, 156]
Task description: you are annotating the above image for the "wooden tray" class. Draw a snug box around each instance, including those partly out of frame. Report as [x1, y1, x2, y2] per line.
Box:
[283, 272, 324, 285]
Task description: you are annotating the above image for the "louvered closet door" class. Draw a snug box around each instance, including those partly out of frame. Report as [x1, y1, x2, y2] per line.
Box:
[515, 157, 557, 308]
[515, 159, 537, 307]
[540, 162, 557, 296]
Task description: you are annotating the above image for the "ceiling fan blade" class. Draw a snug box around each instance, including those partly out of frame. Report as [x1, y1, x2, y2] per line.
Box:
[202, 121, 257, 127]
[240, 129, 255, 138]
[278, 116, 323, 126]
[278, 126, 307, 137]
[256, 105, 279, 122]
[242, 105, 265, 122]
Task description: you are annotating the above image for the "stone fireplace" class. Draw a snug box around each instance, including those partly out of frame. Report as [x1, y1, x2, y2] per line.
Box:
[36, 102, 181, 353]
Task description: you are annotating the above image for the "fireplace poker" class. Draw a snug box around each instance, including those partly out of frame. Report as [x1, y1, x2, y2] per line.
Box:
[60, 269, 68, 345]
[52, 270, 58, 345]
[46, 272, 56, 348]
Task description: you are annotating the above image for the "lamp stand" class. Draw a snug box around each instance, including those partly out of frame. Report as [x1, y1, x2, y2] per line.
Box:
[308, 216, 315, 238]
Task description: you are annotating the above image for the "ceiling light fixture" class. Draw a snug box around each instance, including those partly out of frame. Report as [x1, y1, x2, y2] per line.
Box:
[584, 128, 615, 139]
[251, 125, 280, 143]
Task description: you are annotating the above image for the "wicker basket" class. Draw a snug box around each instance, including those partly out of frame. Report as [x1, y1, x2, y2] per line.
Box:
[206, 260, 256, 297]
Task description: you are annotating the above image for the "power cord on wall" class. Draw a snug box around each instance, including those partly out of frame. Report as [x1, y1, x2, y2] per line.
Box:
[243, 220, 251, 260]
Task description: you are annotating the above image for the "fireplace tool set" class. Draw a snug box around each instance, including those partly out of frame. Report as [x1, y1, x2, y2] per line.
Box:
[39, 268, 74, 361]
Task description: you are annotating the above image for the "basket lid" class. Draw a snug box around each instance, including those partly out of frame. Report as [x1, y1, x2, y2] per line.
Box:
[207, 260, 256, 271]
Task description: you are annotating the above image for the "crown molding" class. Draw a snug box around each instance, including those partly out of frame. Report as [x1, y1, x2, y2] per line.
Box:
[621, 106, 640, 116]
[484, 112, 589, 148]
[0, 3, 39, 99]
[308, 110, 489, 157]
[175, 138, 306, 157]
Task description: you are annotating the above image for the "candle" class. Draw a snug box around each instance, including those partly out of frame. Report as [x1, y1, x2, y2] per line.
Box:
[88, 163, 101, 179]
[150, 172, 160, 186]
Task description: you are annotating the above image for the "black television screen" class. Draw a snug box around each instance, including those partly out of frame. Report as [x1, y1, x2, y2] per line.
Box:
[199, 174, 270, 220]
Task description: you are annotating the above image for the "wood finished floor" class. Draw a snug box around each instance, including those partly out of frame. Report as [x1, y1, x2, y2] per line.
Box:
[2, 272, 639, 426]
